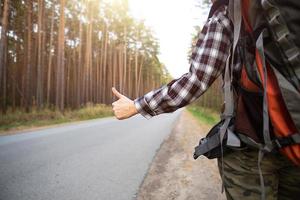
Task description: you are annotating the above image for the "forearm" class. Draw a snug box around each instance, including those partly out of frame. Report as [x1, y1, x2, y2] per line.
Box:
[134, 6, 232, 119]
[134, 66, 220, 119]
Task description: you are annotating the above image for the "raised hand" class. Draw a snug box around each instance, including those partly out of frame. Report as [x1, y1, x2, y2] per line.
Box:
[111, 87, 138, 120]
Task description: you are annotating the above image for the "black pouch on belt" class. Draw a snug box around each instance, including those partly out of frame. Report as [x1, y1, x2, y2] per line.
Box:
[193, 119, 243, 160]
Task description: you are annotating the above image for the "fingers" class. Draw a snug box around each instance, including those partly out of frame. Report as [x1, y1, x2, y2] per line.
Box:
[111, 101, 130, 120]
[111, 89, 136, 120]
[111, 100, 122, 119]
[112, 107, 124, 120]
[112, 87, 123, 99]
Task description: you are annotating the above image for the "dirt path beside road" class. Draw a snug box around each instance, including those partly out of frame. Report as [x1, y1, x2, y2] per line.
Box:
[137, 110, 226, 200]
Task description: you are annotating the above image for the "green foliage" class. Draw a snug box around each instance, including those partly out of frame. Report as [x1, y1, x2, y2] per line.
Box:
[0, 104, 113, 134]
[187, 105, 219, 125]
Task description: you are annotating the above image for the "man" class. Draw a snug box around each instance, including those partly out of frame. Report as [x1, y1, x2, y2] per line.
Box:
[111, 2, 300, 200]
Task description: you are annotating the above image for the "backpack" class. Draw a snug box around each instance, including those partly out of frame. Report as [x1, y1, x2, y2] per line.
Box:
[193, 0, 300, 165]
[236, 0, 300, 165]
[193, 1, 300, 198]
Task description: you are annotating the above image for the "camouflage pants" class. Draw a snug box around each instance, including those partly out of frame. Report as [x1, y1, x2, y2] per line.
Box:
[218, 148, 300, 200]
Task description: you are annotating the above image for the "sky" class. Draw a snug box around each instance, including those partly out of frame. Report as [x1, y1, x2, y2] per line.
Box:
[128, 0, 210, 78]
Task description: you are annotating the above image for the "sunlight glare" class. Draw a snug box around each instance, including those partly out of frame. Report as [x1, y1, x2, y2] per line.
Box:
[128, 0, 207, 78]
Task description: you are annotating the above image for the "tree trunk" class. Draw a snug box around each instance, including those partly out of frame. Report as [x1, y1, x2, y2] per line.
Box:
[101, 27, 108, 103]
[72, 47, 77, 108]
[118, 45, 123, 93]
[107, 42, 113, 104]
[122, 27, 127, 95]
[56, 0, 65, 112]
[137, 55, 144, 96]
[24, 0, 32, 113]
[96, 37, 101, 102]
[112, 45, 117, 95]
[84, 3, 93, 103]
[76, 16, 83, 108]
[128, 53, 132, 98]
[0, 0, 9, 113]
[47, 5, 55, 106]
[66, 57, 71, 105]
[36, 0, 44, 109]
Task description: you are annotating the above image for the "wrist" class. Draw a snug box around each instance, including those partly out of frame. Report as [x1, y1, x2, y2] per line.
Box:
[131, 100, 138, 115]
[133, 97, 154, 119]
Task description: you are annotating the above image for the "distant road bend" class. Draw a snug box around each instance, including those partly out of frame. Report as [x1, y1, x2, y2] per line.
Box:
[0, 109, 182, 200]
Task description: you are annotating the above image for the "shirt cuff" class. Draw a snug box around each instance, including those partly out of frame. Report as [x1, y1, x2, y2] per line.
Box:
[134, 96, 156, 119]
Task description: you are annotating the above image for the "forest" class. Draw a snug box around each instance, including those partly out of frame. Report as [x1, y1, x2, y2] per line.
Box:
[0, 0, 171, 114]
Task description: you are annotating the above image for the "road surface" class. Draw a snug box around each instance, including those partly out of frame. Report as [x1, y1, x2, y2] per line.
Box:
[0, 110, 181, 200]
[137, 110, 226, 200]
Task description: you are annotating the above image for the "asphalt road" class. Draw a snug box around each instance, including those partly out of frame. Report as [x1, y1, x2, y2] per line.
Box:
[0, 110, 181, 200]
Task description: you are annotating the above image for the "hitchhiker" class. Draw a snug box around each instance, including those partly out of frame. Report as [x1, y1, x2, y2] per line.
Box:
[112, 0, 300, 199]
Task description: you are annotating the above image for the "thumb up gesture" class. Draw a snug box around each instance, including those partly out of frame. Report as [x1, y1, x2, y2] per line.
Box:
[111, 87, 138, 120]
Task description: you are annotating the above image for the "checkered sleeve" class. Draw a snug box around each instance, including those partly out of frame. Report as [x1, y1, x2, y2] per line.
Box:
[134, 6, 233, 119]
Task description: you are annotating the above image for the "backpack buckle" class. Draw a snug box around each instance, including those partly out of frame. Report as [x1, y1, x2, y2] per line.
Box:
[274, 136, 295, 149]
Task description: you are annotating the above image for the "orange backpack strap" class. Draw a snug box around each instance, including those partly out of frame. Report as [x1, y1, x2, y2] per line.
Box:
[255, 42, 300, 165]
[241, 0, 300, 165]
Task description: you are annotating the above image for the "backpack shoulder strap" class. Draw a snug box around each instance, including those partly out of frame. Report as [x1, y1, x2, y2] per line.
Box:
[261, 0, 300, 89]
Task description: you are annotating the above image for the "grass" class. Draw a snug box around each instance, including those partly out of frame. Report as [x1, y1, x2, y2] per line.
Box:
[186, 106, 220, 125]
[0, 103, 113, 134]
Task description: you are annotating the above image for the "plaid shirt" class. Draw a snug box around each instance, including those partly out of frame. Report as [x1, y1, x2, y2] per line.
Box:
[134, 5, 233, 119]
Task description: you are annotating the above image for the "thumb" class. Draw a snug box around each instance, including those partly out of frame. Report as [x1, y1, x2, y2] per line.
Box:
[112, 87, 124, 99]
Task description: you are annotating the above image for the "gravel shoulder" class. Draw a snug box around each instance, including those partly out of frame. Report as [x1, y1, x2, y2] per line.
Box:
[136, 110, 226, 200]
